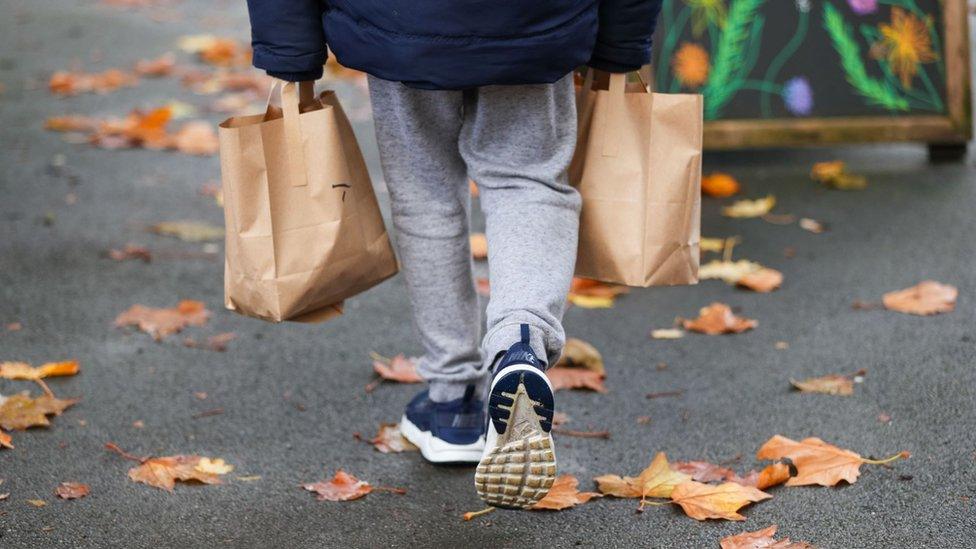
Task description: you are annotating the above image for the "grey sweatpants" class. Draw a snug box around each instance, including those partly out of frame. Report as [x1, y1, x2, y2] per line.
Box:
[368, 74, 581, 402]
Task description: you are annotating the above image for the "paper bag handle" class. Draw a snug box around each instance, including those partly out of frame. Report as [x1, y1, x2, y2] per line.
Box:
[266, 80, 315, 188]
[578, 70, 652, 158]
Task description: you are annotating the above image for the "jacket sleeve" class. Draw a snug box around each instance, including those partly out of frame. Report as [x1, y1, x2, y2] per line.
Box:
[588, 0, 663, 73]
[246, 0, 327, 81]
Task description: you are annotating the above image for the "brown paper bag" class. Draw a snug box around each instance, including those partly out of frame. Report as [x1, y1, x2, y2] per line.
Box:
[570, 71, 702, 287]
[218, 81, 398, 322]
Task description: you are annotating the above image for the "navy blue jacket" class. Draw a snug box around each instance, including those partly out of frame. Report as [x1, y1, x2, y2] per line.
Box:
[246, 1, 662, 90]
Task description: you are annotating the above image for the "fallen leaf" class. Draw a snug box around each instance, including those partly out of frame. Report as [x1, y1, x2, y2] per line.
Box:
[107, 244, 152, 262]
[720, 525, 814, 549]
[701, 173, 741, 198]
[49, 69, 138, 96]
[179, 35, 251, 67]
[790, 371, 862, 396]
[0, 360, 79, 381]
[552, 412, 571, 426]
[0, 392, 78, 430]
[546, 367, 606, 393]
[568, 277, 628, 308]
[114, 300, 210, 340]
[667, 481, 771, 521]
[756, 435, 909, 487]
[149, 221, 224, 242]
[810, 161, 867, 190]
[45, 115, 100, 133]
[54, 482, 90, 500]
[595, 452, 691, 500]
[171, 121, 219, 155]
[133, 53, 176, 77]
[6, 322, 22, 332]
[672, 461, 739, 483]
[303, 470, 372, 501]
[531, 475, 602, 510]
[469, 233, 488, 260]
[369, 353, 422, 389]
[650, 328, 684, 340]
[0, 429, 12, 449]
[682, 303, 757, 335]
[699, 259, 763, 284]
[798, 218, 828, 234]
[462, 507, 495, 521]
[722, 196, 776, 218]
[700, 237, 730, 253]
[27, 499, 47, 508]
[183, 332, 236, 352]
[755, 463, 792, 490]
[195, 458, 234, 475]
[882, 280, 957, 316]
[552, 338, 604, 375]
[370, 423, 417, 454]
[737, 268, 783, 293]
[126, 455, 227, 491]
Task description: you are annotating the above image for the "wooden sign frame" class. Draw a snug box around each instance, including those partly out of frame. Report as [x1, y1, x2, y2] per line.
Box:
[654, 0, 972, 154]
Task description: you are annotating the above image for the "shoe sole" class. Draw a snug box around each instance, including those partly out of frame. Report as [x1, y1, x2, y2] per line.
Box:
[399, 416, 484, 464]
[475, 366, 556, 509]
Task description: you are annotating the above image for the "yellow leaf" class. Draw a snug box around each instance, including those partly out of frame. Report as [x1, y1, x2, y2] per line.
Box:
[721, 195, 776, 218]
[668, 481, 771, 521]
[195, 458, 234, 475]
[595, 452, 690, 500]
[0, 360, 79, 381]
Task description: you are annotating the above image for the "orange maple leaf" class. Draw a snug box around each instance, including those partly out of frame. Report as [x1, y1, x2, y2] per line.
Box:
[303, 470, 372, 501]
[682, 303, 757, 335]
[546, 367, 606, 393]
[756, 435, 908, 487]
[882, 280, 957, 316]
[367, 353, 422, 392]
[665, 481, 771, 521]
[595, 452, 691, 502]
[370, 423, 417, 454]
[114, 300, 209, 340]
[720, 525, 814, 548]
[54, 482, 91, 500]
[531, 475, 602, 511]
[701, 172, 741, 198]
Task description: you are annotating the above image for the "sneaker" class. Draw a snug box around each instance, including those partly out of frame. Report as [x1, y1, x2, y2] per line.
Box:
[399, 385, 486, 463]
[475, 324, 557, 509]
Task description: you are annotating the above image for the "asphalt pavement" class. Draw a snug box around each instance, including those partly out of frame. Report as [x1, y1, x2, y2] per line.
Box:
[1, 1, 974, 547]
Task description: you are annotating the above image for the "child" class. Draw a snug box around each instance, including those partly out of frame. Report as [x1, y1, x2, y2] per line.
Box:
[246, 0, 662, 509]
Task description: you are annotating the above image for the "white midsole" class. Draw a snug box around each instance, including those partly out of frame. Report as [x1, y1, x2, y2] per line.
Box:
[399, 415, 484, 464]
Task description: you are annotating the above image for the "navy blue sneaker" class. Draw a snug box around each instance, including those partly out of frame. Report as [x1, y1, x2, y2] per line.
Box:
[474, 324, 557, 509]
[400, 385, 486, 463]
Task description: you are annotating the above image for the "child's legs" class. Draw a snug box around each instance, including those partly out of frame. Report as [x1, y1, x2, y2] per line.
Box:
[368, 76, 484, 402]
[459, 74, 581, 370]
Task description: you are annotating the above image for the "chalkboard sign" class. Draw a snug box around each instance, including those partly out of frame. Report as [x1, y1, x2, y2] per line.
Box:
[652, 0, 972, 154]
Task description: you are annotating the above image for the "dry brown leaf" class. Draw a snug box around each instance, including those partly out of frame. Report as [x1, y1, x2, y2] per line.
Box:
[149, 220, 224, 242]
[0, 392, 78, 431]
[133, 53, 176, 77]
[54, 482, 90, 500]
[682, 303, 757, 335]
[469, 233, 488, 260]
[650, 328, 685, 340]
[178, 36, 251, 67]
[720, 525, 814, 549]
[700, 237, 731, 253]
[810, 161, 846, 182]
[45, 115, 100, 133]
[370, 423, 417, 454]
[722, 196, 776, 218]
[798, 218, 828, 234]
[171, 121, 219, 156]
[0, 360, 79, 381]
[552, 338, 604, 375]
[108, 244, 152, 262]
[370, 354, 422, 386]
[183, 332, 236, 352]
[127, 455, 226, 491]
[27, 499, 47, 507]
[546, 367, 606, 393]
[882, 280, 957, 316]
[756, 435, 908, 487]
[195, 458, 234, 475]
[755, 463, 792, 490]
[595, 452, 691, 500]
[737, 268, 783, 293]
[790, 371, 863, 396]
[114, 300, 210, 340]
[667, 481, 771, 521]
[0, 428, 12, 449]
[699, 259, 763, 284]
[701, 173, 741, 198]
[672, 461, 739, 483]
[568, 277, 628, 309]
[303, 470, 372, 501]
[49, 69, 138, 96]
[531, 475, 602, 510]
